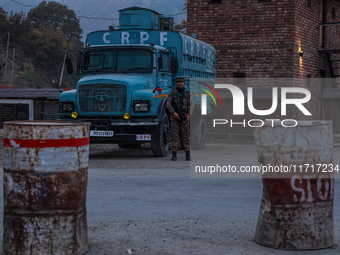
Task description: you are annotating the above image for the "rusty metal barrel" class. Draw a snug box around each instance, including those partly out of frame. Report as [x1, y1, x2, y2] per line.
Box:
[3, 121, 90, 255]
[254, 120, 334, 250]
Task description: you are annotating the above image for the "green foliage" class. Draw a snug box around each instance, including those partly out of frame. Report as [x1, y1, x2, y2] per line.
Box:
[18, 63, 39, 88]
[28, 1, 82, 45]
[0, 7, 9, 42]
[27, 27, 66, 70]
[173, 0, 187, 34]
[0, 2, 83, 88]
[174, 20, 187, 34]
[7, 11, 32, 48]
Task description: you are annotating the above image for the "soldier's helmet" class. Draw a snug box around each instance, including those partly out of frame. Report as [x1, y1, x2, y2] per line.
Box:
[175, 76, 186, 83]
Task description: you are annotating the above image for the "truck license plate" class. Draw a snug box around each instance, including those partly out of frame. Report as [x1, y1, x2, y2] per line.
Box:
[90, 130, 114, 137]
[136, 134, 151, 141]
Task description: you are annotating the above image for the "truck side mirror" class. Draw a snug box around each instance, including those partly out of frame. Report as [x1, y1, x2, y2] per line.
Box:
[171, 57, 178, 74]
[65, 58, 73, 74]
[158, 56, 164, 70]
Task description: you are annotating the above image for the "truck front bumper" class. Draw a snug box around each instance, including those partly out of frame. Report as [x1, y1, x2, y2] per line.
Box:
[62, 118, 161, 144]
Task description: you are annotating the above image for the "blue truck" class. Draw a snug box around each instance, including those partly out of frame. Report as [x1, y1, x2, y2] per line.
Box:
[60, 6, 215, 157]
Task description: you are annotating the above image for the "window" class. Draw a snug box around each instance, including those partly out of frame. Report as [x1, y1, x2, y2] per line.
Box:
[307, 74, 311, 87]
[83, 52, 103, 71]
[81, 48, 152, 73]
[122, 14, 140, 26]
[160, 18, 173, 31]
[319, 70, 326, 77]
[208, 0, 222, 4]
[159, 52, 170, 72]
[233, 72, 246, 86]
[307, 0, 311, 8]
[258, 0, 270, 2]
[116, 49, 152, 72]
[332, 7, 336, 20]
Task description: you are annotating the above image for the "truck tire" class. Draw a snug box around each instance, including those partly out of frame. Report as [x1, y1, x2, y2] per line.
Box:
[191, 117, 206, 150]
[151, 112, 170, 157]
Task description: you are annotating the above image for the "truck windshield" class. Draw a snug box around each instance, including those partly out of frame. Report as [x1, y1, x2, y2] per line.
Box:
[81, 48, 152, 73]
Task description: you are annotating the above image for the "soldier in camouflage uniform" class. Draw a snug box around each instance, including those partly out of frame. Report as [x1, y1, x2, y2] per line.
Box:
[167, 76, 194, 161]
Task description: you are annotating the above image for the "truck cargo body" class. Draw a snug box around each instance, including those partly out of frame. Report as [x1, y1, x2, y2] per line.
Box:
[60, 7, 216, 156]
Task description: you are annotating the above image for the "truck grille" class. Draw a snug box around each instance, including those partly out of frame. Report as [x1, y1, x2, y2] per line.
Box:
[78, 83, 127, 113]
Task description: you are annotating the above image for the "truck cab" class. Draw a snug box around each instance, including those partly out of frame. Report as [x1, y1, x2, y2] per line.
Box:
[60, 7, 215, 157]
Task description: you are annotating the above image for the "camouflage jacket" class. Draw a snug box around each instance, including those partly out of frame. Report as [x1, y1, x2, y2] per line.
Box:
[167, 89, 194, 116]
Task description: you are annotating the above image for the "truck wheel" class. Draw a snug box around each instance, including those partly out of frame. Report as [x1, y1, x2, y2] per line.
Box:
[191, 117, 206, 150]
[151, 112, 170, 157]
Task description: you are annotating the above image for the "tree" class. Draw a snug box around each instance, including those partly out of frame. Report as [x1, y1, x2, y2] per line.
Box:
[0, 7, 9, 38]
[28, 1, 82, 45]
[18, 62, 39, 88]
[173, 1, 187, 34]
[8, 11, 32, 48]
[27, 27, 66, 70]
[0, 7, 9, 70]
[174, 20, 187, 34]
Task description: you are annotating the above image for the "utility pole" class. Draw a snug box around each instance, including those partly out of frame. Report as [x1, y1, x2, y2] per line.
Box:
[58, 48, 67, 88]
[11, 48, 15, 85]
[3, 32, 10, 84]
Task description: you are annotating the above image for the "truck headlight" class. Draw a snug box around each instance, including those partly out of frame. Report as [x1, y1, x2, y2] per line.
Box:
[61, 102, 74, 113]
[134, 101, 150, 112]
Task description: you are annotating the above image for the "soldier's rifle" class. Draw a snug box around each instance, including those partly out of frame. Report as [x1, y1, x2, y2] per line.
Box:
[171, 100, 187, 124]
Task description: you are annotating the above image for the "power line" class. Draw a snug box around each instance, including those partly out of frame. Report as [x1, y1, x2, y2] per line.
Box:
[8, 0, 186, 21]
[167, 11, 187, 17]
[78, 16, 118, 21]
[9, 0, 34, 8]
[78, 12, 186, 21]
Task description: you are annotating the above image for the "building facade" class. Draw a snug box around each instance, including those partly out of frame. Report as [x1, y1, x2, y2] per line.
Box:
[187, 0, 340, 132]
[187, 0, 340, 79]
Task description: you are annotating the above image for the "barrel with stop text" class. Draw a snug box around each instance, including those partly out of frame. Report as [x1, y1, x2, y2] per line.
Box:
[3, 121, 90, 255]
[254, 120, 334, 250]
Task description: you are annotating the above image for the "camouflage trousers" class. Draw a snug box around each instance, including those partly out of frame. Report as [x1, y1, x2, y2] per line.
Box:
[170, 115, 190, 152]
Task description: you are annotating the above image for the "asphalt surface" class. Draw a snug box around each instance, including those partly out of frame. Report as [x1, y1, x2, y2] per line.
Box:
[84, 144, 340, 255]
[0, 143, 339, 255]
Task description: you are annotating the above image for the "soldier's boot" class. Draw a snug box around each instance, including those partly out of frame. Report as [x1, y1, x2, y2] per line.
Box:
[171, 151, 177, 161]
[185, 151, 191, 161]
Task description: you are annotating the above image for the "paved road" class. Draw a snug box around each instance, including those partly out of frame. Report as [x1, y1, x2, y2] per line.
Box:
[0, 143, 339, 254]
[85, 144, 340, 254]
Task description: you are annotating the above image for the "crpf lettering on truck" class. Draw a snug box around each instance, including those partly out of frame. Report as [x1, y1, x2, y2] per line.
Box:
[201, 84, 312, 116]
[102, 31, 169, 46]
[102, 31, 208, 58]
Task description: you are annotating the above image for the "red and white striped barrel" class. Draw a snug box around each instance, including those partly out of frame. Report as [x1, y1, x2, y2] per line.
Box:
[254, 120, 334, 250]
[3, 121, 90, 255]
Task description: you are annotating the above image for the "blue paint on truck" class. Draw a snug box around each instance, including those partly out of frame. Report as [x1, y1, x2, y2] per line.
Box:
[60, 6, 216, 157]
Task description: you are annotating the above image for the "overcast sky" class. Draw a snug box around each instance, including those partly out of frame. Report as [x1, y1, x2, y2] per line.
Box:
[2, 0, 187, 39]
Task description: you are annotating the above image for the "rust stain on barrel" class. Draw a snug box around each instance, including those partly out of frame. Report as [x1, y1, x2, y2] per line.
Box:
[254, 120, 334, 250]
[3, 121, 90, 255]
[4, 168, 87, 211]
